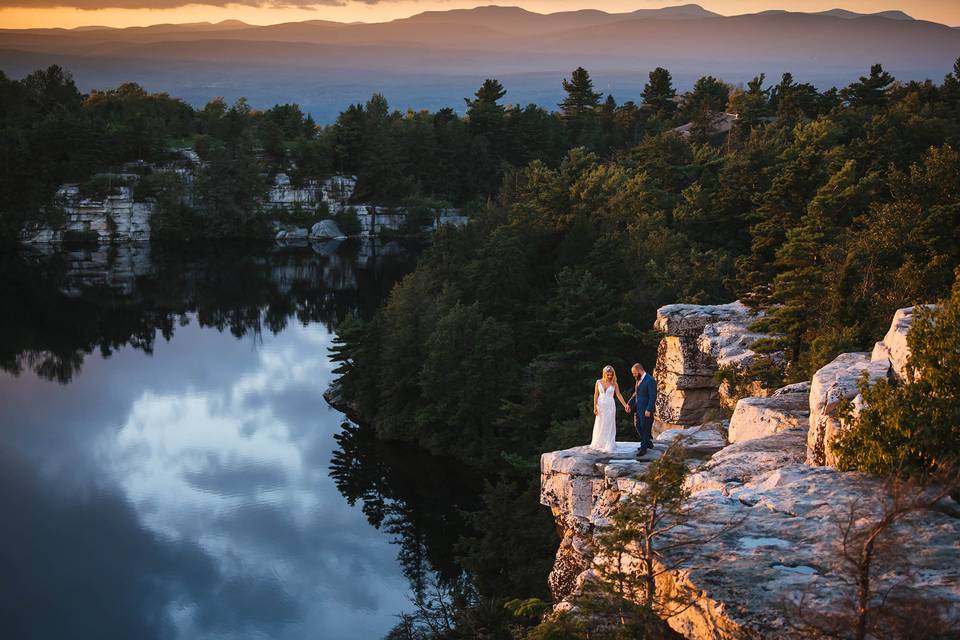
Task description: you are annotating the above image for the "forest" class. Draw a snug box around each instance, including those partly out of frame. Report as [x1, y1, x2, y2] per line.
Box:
[3, 59, 960, 638]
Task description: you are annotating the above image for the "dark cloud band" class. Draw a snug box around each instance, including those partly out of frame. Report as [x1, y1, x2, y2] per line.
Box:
[0, 0, 351, 8]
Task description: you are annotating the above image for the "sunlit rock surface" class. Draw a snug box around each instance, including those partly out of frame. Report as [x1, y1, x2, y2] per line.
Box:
[728, 382, 809, 444]
[653, 302, 774, 430]
[869, 305, 932, 382]
[807, 352, 889, 466]
[541, 429, 960, 639]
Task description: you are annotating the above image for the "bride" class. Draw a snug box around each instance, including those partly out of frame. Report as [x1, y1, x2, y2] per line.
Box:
[590, 365, 630, 453]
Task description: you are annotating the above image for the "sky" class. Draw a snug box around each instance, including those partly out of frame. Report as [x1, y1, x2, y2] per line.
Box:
[1, 0, 959, 30]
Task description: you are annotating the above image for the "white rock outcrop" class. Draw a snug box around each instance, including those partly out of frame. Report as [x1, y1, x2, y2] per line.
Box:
[807, 304, 930, 466]
[21, 184, 152, 244]
[653, 302, 774, 431]
[541, 430, 960, 639]
[729, 382, 810, 444]
[807, 352, 889, 466]
[267, 173, 357, 214]
[869, 305, 933, 382]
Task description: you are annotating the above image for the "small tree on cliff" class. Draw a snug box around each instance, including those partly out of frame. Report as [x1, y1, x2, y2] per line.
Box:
[788, 470, 960, 640]
[574, 438, 735, 637]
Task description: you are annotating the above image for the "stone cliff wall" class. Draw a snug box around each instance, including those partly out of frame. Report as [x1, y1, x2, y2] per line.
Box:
[541, 429, 960, 639]
[652, 302, 774, 432]
[21, 185, 152, 244]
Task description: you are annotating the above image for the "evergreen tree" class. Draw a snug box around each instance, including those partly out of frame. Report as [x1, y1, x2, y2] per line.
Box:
[841, 63, 895, 108]
[833, 274, 960, 476]
[560, 67, 602, 147]
[682, 75, 730, 120]
[465, 78, 507, 141]
[641, 67, 677, 117]
[728, 73, 770, 129]
[771, 72, 821, 120]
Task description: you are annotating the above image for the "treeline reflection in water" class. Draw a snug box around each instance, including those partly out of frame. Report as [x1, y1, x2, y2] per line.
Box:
[0, 239, 480, 640]
[1, 239, 417, 383]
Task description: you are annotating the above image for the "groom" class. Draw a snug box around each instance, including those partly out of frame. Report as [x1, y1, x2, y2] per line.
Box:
[628, 363, 657, 458]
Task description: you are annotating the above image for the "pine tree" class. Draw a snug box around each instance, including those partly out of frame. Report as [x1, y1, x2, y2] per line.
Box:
[560, 67, 602, 147]
[681, 75, 730, 120]
[841, 64, 895, 108]
[560, 67, 602, 120]
[641, 67, 677, 117]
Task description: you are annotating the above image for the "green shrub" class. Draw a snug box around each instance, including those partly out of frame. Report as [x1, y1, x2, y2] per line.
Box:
[833, 273, 960, 477]
[333, 206, 362, 236]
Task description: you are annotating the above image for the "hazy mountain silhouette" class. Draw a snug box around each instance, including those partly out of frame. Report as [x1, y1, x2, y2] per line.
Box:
[1, 4, 957, 122]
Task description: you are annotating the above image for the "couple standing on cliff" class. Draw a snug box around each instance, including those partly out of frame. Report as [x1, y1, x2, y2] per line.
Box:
[590, 363, 657, 458]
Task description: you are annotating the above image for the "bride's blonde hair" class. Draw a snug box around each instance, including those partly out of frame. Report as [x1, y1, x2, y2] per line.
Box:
[602, 365, 617, 385]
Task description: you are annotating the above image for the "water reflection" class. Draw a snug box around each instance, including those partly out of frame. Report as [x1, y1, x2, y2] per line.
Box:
[0, 241, 470, 640]
[0, 240, 412, 383]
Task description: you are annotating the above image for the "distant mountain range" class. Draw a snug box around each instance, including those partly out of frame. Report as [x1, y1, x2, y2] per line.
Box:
[1, 4, 957, 122]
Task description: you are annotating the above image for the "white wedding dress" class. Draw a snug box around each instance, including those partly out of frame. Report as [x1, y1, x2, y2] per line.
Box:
[590, 380, 617, 453]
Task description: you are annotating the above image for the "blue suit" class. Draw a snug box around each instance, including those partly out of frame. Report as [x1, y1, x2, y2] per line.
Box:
[628, 373, 657, 450]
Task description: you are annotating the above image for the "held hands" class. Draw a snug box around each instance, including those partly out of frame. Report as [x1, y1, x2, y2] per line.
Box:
[624, 405, 631, 413]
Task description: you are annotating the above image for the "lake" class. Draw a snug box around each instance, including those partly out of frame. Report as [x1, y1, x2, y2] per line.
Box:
[0, 241, 475, 639]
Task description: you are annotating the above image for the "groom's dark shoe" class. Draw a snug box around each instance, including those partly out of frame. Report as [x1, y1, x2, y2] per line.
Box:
[636, 447, 648, 459]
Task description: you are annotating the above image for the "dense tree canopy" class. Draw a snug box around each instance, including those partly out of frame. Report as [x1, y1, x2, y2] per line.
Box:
[4, 59, 960, 639]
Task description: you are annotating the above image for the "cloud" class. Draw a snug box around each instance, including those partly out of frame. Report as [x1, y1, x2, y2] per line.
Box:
[0, 0, 349, 9]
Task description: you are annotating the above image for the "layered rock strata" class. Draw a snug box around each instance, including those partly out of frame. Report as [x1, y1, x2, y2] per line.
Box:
[21, 185, 152, 244]
[653, 302, 773, 431]
[541, 429, 960, 639]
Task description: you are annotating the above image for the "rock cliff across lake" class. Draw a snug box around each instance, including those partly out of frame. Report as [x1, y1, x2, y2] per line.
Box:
[19, 163, 469, 246]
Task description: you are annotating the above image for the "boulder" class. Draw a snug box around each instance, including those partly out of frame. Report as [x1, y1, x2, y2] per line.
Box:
[728, 382, 810, 444]
[807, 352, 889, 466]
[309, 219, 345, 239]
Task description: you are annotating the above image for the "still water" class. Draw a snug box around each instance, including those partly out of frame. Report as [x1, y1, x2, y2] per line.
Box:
[0, 241, 465, 639]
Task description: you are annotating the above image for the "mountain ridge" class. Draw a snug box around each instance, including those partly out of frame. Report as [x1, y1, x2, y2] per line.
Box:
[2, 4, 957, 123]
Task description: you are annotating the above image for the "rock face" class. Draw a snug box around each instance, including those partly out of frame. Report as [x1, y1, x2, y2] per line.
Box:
[807, 352, 889, 466]
[541, 430, 960, 639]
[870, 305, 929, 382]
[653, 302, 773, 431]
[541, 425, 727, 603]
[21, 185, 152, 244]
[806, 304, 930, 466]
[728, 382, 810, 444]
[267, 173, 357, 213]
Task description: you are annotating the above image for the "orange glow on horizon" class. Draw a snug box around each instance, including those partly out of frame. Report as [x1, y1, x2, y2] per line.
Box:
[1, 1, 959, 30]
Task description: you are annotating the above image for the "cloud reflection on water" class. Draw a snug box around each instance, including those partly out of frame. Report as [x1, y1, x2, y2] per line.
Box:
[1, 318, 411, 640]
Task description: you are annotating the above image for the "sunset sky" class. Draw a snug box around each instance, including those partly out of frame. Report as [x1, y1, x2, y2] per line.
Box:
[1, 0, 958, 30]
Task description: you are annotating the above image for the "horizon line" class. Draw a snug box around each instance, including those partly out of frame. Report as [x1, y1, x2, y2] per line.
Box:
[4, 3, 957, 32]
